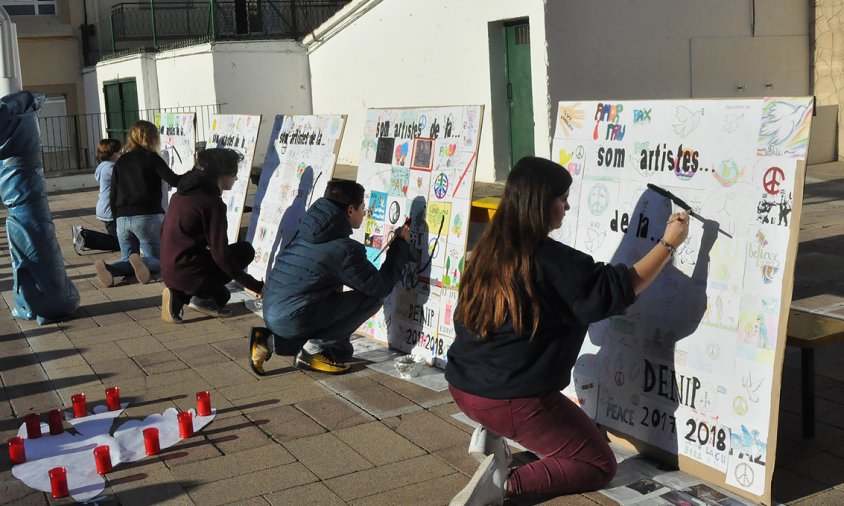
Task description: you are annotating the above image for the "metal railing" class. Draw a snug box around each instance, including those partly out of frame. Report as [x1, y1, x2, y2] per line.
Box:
[107, 0, 349, 55]
[37, 104, 222, 176]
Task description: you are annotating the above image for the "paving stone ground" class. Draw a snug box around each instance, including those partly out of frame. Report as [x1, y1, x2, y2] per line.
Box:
[1, 163, 844, 505]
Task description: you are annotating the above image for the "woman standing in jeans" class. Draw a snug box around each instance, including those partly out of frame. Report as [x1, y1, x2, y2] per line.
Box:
[94, 120, 181, 288]
[445, 157, 689, 505]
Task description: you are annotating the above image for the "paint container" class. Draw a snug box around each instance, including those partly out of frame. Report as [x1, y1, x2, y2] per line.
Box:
[8, 436, 26, 464]
[143, 428, 160, 455]
[47, 409, 64, 435]
[105, 387, 120, 411]
[93, 445, 112, 474]
[24, 412, 41, 439]
[71, 393, 87, 418]
[49, 467, 68, 498]
[177, 412, 194, 438]
[196, 391, 211, 416]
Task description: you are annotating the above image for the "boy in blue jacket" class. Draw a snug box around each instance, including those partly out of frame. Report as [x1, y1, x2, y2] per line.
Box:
[249, 179, 411, 375]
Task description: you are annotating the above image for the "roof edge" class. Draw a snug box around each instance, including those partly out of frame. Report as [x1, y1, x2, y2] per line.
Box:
[302, 0, 383, 52]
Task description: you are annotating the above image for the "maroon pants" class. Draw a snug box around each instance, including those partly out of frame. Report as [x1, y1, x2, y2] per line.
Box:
[449, 385, 617, 496]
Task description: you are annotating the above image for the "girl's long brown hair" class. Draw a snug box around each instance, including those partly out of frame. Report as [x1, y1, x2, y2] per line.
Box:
[123, 120, 160, 153]
[456, 156, 572, 339]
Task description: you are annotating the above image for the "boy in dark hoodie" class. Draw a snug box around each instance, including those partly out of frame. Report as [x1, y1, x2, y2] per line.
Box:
[159, 148, 264, 323]
[249, 179, 411, 375]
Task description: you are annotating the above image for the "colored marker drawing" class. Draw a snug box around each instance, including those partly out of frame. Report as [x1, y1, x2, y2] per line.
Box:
[756, 98, 813, 158]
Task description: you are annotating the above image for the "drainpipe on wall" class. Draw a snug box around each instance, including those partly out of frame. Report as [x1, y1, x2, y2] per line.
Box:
[0, 6, 22, 97]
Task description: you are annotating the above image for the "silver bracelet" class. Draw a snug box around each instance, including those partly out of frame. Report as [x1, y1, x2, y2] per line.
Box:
[657, 239, 676, 256]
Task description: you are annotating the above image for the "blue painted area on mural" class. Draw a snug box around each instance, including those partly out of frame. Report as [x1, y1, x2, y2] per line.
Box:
[246, 115, 285, 243]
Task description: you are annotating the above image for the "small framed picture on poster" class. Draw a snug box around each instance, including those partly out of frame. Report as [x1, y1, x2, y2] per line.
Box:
[410, 137, 435, 171]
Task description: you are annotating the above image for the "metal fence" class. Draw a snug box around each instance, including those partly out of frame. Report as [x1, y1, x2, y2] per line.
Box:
[108, 0, 350, 54]
[38, 104, 222, 176]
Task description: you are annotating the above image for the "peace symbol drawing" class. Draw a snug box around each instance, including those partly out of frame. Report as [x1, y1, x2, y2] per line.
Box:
[763, 167, 784, 196]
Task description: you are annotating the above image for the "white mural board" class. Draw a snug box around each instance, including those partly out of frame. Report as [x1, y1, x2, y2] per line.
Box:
[355, 106, 484, 367]
[553, 97, 813, 505]
[207, 114, 262, 243]
[154, 112, 197, 205]
[245, 114, 346, 281]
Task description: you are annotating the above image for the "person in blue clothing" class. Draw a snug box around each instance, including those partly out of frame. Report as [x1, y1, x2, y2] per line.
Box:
[249, 179, 411, 375]
[71, 139, 121, 253]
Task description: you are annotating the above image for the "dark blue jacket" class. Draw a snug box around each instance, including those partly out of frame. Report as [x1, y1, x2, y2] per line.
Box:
[263, 197, 410, 336]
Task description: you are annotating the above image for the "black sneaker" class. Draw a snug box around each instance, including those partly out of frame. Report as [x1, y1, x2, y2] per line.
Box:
[294, 349, 350, 374]
[161, 287, 184, 324]
[248, 327, 273, 375]
[188, 296, 232, 318]
[72, 226, 85, 255]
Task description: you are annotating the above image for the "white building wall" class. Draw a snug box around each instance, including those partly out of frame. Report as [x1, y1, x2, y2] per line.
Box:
[90, 53, 160, 113]
[307, 0, 548, 183]
[84, 40, 311, 165]
[212, 40, 312, 163]
[155, 44, 217, 108]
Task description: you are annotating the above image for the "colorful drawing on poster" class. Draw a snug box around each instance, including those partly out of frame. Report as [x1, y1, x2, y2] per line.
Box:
[389, 166, 410, 196]
[245, 115, 344, 280]
[426, 201, 451, 239]
[368, 191, 388, 222]
[757, 98, 813, 158]
[712, 159, 745, 187]
[558, 102, 585, 138]
[410, 137, 434, 171]
[356, 106, 483, 364]
[394, 140, 410, 166]
[208, 114, 261, 243]
[553, 97, 813, 503]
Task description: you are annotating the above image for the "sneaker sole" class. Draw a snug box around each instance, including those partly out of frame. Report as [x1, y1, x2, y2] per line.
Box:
[248, 328, 268, 376]
[93, 259, 113, 288]
[449, 455, 501, 506]
[294, 356, 349, 374]
[161, 288, 182, 324]
[188, 303, 232, 318]
[129, 254, 151, 284]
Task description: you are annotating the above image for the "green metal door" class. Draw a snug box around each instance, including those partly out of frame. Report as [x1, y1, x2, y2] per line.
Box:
[505, 22, 534, 165]
[103, 79, 139, 143]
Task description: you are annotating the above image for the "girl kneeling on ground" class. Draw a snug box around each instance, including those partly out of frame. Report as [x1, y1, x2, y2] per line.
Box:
[159, 148, 263, 322]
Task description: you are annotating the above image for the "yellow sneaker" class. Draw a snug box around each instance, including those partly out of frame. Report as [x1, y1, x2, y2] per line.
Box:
[294, 349, 350, 374]
[249, 327, 272, 376]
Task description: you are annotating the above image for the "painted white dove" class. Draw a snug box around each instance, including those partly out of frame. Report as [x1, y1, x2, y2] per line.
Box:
[759, 101, 809, 146]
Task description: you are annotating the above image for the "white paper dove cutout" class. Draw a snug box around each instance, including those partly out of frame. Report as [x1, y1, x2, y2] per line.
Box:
[12, 402, 216, 502]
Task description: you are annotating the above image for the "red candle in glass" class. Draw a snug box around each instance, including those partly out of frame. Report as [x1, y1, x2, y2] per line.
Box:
[105, 387, 120, 411]
[177, 412, 193, 438]
[47, 409, 64, 435]
[93, 445, 112, 474]
[24, 412, 41, 439]
[71, 393, 87, 418]
[49, 466, 68, 498]
[196, 391, 211, 416]
[8, 437, 26, 464]
[143, 428, 160, 455]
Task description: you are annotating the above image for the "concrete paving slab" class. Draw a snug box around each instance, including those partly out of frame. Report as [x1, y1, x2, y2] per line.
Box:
[264, 482, 346, 506]
[294, 394, 375, 431]
[323, 454, 454, 501]
[245, 404, 327, 442]
[184, 462, 316, 505]
[334, 421, 426, 466]
[284, 432, 373, 479]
